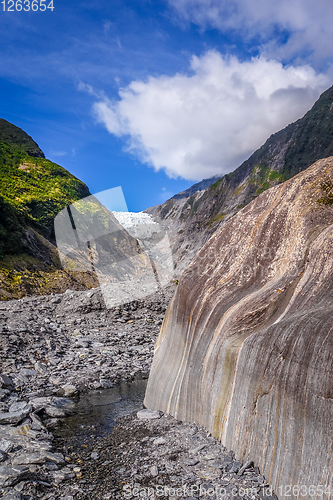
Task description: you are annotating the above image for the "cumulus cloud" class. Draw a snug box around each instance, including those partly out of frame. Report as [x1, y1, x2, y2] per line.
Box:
[167, 0, 333, 67]
[93, 51, 328, 181]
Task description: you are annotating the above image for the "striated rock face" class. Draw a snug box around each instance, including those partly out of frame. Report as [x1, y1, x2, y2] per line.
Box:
[146, 85, 333, 273]
[145, 158, 333, 497]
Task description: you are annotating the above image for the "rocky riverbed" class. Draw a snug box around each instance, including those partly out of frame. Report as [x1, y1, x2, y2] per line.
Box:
[0, 285, 276, 499]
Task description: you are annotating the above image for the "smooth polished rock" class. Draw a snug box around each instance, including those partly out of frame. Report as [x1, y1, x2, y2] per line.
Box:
[145, 158, 333, 495]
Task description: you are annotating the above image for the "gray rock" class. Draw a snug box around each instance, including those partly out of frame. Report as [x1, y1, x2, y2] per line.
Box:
[153, 437, 166, 445]
[184, 458, 200, 466]
[0, 465, 30, 487]
[90, 452, 99, 460]
[237, 459, 253, 476]
[59, 383, 77, 397]
[226, 461, 243, 474]
[0, 440, 13, 453]
[0, 388, 10, 401]
[29, 413, 46, 431]
[12, 452, 47, 465]
[1, 491, 23, 500]
[150, 465, 158, 476]
[18, 368, 37, 377]
[43, 451, 65, 464]
[44, 405, 66, 418]
[9, 401, 32, 414]
[0, 406, 32, 425]
[189, 444, 207, 454]
[0, 450, 8, 462]
[49, 467, 75, 483]
[0, 374, 13, 389]
[34, 361, 48, 374]
[137, 409, 162, 420]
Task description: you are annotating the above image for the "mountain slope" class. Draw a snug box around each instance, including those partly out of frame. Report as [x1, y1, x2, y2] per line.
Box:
[0, 118, 45, 159]
[147, 85, 333, 272]
[0, 120, 98, 299]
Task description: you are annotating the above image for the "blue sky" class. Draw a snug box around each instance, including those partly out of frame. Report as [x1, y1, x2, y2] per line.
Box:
[1, 0, 332, 211]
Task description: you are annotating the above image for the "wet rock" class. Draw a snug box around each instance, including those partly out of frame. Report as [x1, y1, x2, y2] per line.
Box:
[44, 405, 66, 418]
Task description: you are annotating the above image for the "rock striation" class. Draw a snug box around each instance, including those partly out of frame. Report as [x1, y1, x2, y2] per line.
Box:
[145, 157, 333, 498]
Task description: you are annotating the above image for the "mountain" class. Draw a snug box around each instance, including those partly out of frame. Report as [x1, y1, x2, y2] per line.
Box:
[0, 120, 98, 299]
[145, 157, 333, 495]
[147, 85, 333, 272]
[0, 118, 45, 159]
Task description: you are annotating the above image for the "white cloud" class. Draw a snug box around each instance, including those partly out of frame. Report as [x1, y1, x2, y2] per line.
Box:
[93, 51, 328, 181]
[167, 0, 333, 67]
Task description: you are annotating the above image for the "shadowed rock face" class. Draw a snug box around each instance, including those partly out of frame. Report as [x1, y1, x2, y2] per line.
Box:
[144, 157, 333, 496]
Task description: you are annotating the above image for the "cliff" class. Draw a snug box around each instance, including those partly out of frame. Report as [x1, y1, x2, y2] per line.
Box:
[144, 157, 333, 497]
[147, 85, 333, 272]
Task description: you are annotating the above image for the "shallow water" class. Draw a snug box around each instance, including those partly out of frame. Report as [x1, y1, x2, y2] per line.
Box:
[54, 378, 147, 443]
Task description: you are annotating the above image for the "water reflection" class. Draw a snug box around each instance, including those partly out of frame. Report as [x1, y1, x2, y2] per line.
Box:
[54, 379, 147, 442]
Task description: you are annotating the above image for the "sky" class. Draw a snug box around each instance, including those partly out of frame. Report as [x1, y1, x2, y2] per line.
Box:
[1, 0, 333, 211]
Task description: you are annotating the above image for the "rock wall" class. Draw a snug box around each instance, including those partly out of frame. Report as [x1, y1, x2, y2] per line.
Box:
[144, 158, 333, 498]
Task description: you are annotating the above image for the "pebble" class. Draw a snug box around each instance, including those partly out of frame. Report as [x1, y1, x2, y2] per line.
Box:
[150, 465, 158, 476]
[153, 436, 166, 445]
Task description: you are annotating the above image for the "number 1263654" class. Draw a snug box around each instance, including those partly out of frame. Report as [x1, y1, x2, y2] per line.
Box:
[2, 0, 54, 11]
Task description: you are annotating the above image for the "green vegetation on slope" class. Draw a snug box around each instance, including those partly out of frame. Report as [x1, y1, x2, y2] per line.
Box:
[0, 157, 90, 242]
[0, 118, 45, 158]
[0, 119, 96, 299]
